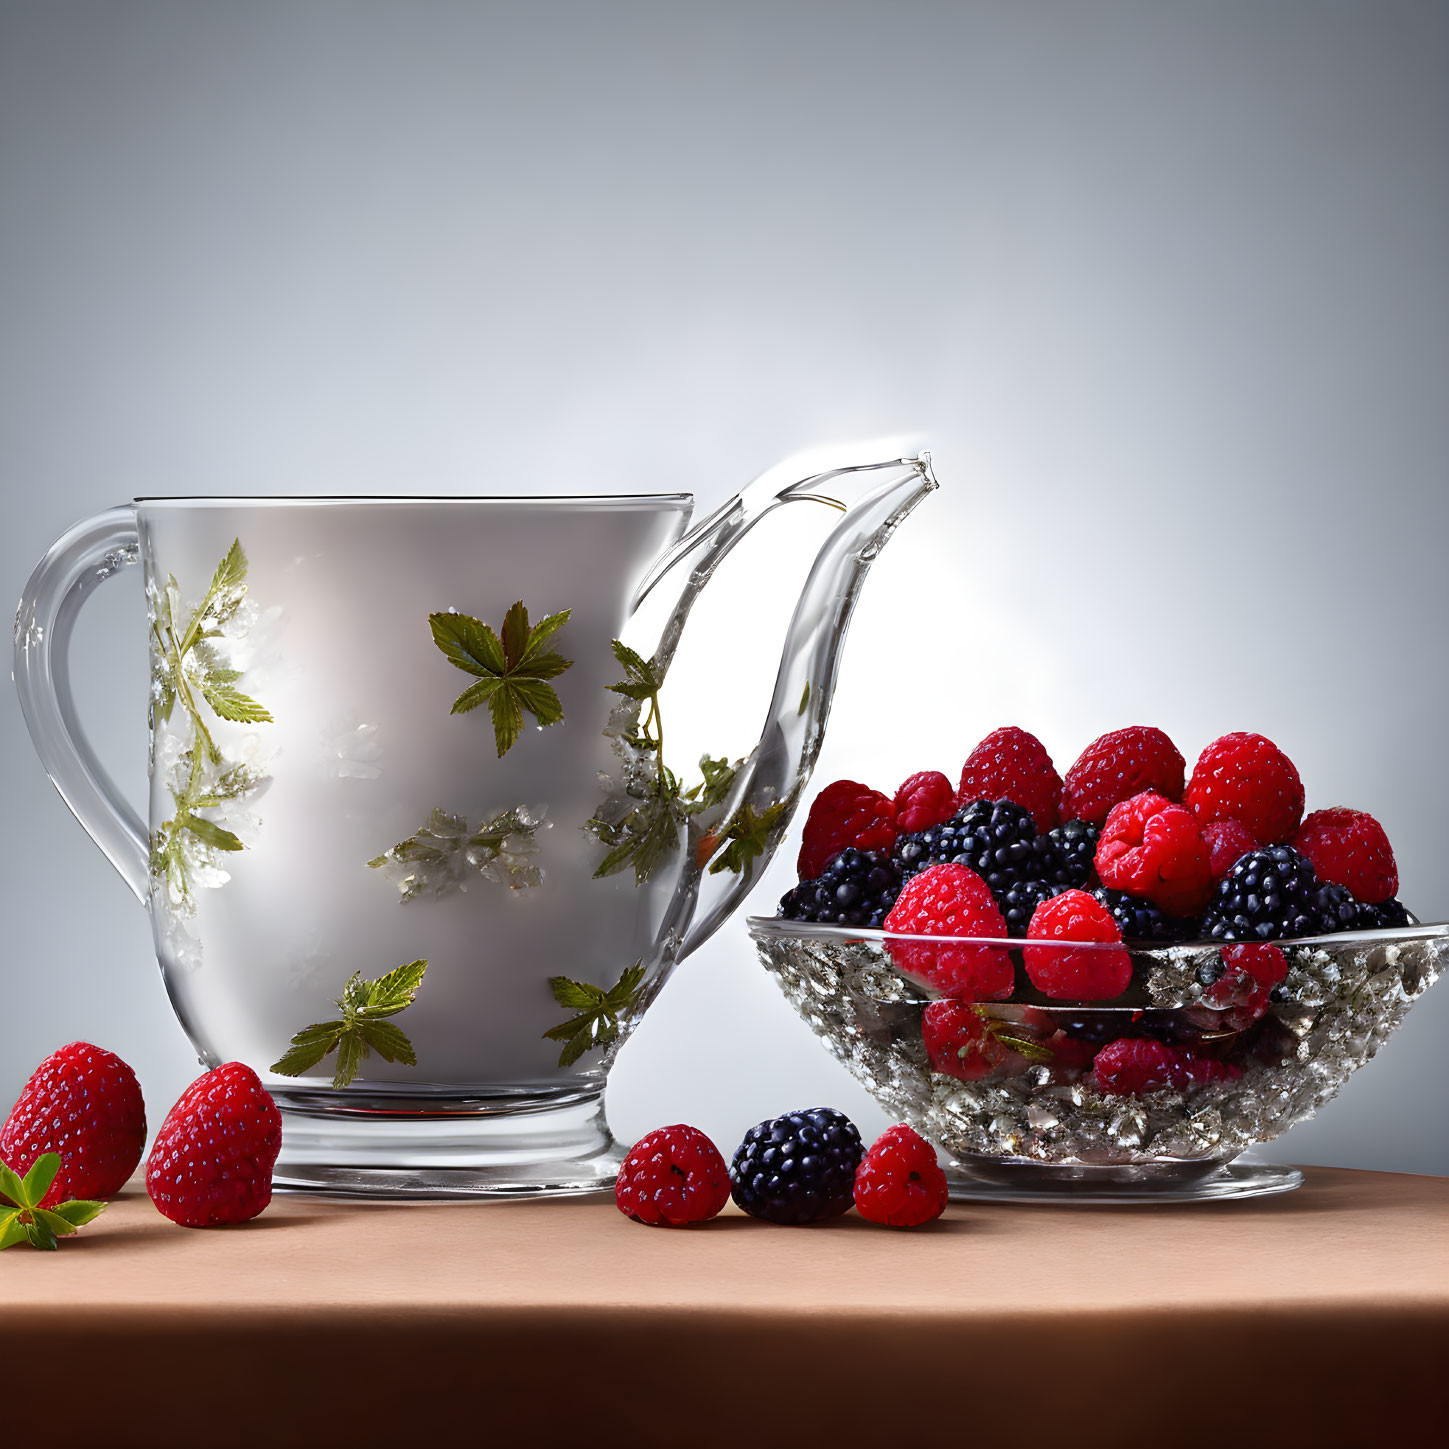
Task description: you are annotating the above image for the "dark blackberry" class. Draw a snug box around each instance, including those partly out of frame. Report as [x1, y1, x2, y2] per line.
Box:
[730, 1107, 864, 1225]
[1363, 897, 1413, 929]
[777, 848, 902, 928]
[1200, 845, 1321, 942]
[895, 798, 1054, 893]
[1045, 819, 1100, 889]
[1314, 881, 1366, 936]
[1092, 887, 1193, 943]
[998, 880, 1060, 937]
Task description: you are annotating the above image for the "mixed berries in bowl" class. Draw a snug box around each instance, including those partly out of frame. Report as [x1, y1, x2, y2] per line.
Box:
[751, 726, 1445, 1194]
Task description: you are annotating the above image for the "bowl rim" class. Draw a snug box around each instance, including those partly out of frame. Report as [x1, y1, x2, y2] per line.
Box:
[744, 916, 1449, 951]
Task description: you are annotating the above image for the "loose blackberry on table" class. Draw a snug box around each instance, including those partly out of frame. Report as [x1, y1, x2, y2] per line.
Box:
[730, 1107, 864, 1225]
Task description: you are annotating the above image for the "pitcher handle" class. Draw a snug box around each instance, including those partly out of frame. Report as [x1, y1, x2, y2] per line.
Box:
[13, 505, 150, 904]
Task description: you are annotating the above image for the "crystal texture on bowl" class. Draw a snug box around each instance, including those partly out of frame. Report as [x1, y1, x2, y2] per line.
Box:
[748, 918, 1446, 1195]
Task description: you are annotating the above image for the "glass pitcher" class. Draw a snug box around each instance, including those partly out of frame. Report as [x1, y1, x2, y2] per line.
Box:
[13, 451, 938, 1196]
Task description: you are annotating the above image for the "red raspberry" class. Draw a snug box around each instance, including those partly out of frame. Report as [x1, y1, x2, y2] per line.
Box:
[1199, 943, 1288, 1029]
[797, 779, 898, 880]
[957, 727, 1062, 833]
[921, 999, 1008, 1080]
[145, 1063, 282, 1228]
[1023, 890, 1132, 1001]
[1185, 732, 1304, 845]
[1061, 726, 1187, 825]
[853, 1124, 949, 1228]
[1095, 791, 1214, 917]
[883, 864, 1013, 1000]
[1292, 808, 1398, 904]
[615, 1124, 731, 1227]
[1, 1042, 146, 1206]
[1092, 1038, 1240, 1095]
[893, 770, 958, 833]
[1202, 819, 1259, 880]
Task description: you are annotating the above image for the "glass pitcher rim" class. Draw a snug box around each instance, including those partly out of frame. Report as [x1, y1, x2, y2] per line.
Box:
[133, 492, 693, 508]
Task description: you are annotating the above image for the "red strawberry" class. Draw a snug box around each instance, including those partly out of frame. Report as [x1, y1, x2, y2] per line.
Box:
[797, 780, 898, 880]
[883, 863, 1013, 1000]
[1, 1042, 146, 1206]
[1023, 889, 1133, 1001]
[958, 727, 1062, 833]
[1061, 726, 1187, 825]
[853, 1124, 949, 1228]
[1292, 808, 1398, 905]
[893, 771, 958, 833]
[146, 1063, 282, 1228]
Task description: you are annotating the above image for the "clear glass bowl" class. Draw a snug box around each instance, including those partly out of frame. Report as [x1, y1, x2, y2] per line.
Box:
[748, 918, 1447, 1200]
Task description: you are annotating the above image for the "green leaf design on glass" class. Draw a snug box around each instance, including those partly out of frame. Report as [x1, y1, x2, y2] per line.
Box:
[147, 539, 272, 912]
[589, 640, 785, 884]
[0, 1153, 106, 1252]
[706, 799, 790, 876]
[368, 804, 547, 899]
[543, 961, 646, 1068]
[271, 960, 428, 1089]
[429, 602, 572, 757]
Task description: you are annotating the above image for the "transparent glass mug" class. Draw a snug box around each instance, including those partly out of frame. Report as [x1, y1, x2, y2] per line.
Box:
[13, 452, 937, 1196]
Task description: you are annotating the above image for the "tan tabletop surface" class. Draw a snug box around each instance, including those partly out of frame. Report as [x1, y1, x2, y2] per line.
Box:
[6, 1165, 1446, 1447]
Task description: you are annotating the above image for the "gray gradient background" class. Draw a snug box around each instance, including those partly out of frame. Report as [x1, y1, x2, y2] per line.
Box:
[3, 1, 1447, 1174]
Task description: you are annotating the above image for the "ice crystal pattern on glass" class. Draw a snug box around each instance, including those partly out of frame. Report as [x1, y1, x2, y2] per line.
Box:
[147, 540, 273, 914]
[755, 931, 1446, 1169]
[321, 712, 383, 780]
[369, 805, 549, 900]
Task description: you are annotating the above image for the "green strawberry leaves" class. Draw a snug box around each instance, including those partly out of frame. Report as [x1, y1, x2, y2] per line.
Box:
[543, 962, 646, 1067]
[429, 602, 572, 757]
[271, 959, 428, 1089]
[0, 1154, 106, 1251]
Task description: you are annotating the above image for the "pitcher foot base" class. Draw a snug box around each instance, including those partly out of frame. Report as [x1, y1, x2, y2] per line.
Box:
[271, 1086, 623, 1200]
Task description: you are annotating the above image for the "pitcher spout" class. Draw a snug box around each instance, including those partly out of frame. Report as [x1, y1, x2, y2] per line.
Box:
[662, 450, 939, 958]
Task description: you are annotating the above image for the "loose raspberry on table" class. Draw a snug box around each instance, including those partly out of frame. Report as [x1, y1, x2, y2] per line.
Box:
[1185, 732, 1304, 845]
[921, 998, 1009, 1080]
[853, 1124, 949, 1228]
[1061, 727, 1187, 826]
[797, 780, 898, 880]
[893, 771, 959, 833]
[1091, 1038, 1238, 1095]
[883, 863, 1013, 999]
[730, 1107, 864, 1225]
[1, 1042, 146, 1206]
[1202, 819, 1260, 880]
[615, 1124, 731, 1227]
[1023, 889, 1132, 1001]
[958, 727, 1062, 833]
[1292, 808, 1398, 905]
[145, 1063, 282, 1228]
[1095, 791, 1214, 918]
